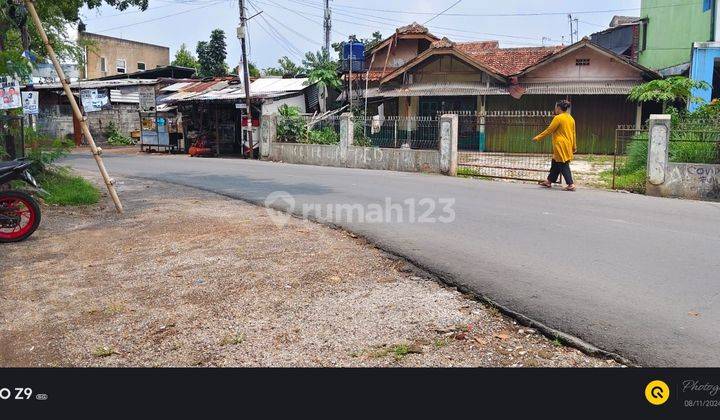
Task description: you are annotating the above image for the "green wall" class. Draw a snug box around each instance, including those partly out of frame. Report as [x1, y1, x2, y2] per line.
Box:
[638, 0, 714, 70]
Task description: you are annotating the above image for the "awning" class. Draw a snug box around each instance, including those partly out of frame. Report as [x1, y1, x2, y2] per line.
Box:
[520, 80, 641, 95]
[350, 80, 641, 100]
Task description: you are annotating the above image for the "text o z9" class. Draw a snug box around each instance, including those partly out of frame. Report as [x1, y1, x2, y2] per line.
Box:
[0, 387, 33, 400]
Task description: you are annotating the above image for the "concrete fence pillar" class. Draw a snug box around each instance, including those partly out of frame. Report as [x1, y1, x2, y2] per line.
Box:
[339, 112, 354, 164]
[646, 114, 671, 196]
[439, 114, 458, 176]
[259, 114, 276, 159]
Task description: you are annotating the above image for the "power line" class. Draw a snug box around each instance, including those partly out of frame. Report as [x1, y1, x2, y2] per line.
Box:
[93, 0, 228, 33]
[248, 1, 306, 60]
[279, 0, 562, 44]
[423, 0, 462, 25]
[262, 8, 324, 47]
[83, 3, 177, 21]
[259, 0, 348, 37]
[326, 0, 699, 17]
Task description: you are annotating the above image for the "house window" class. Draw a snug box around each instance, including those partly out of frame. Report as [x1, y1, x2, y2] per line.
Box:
[100, 57, 107, 73]
[576, 58, 590, 66]
[137, 62, 146, 71]
[116, 58, 127, 73]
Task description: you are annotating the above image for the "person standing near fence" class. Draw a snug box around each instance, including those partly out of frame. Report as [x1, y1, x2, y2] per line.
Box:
[532, 100, 577, 191]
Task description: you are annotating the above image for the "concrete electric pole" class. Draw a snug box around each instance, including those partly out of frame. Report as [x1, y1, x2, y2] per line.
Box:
[238, 0, 254, 158]
[323, 0, 331, 57]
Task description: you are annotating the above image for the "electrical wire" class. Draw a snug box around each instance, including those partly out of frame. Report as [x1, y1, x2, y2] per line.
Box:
[280, 0, 563, 44]
[93, 0, 229, 33]
[248, 1, 306, 60]
[422, 0, 462, 25]
[325, 0, 698, 17]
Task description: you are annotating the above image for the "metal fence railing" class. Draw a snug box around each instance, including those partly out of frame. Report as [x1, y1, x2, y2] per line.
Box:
[1, 115, 25, 161]
[360, 116, 440, 150]
[277, 114, 342, 145]
[611, 125, 648, 190]
[450, 111, 555, 181]
[669, 120, 720, 165]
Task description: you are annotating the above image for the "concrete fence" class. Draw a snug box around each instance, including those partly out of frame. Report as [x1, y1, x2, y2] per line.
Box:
[260, 113, 458, 176]
[646, 114, 720, 200]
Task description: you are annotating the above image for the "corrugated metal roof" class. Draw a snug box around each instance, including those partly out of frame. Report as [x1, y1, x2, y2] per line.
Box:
[30, 78, 158, 90]
[356, 80, 641, 99]
[109, 89, 140, 104]
[250, 77, 309, 94]
[157, 80, 231, 103]
[361, 83, 508, 98]
[161, 82, 194, 92]
[521, 80, 641, 95]
[180, 78, 311, 102]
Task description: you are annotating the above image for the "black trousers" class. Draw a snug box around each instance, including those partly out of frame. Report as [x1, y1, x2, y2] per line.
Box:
[548, 160, 574, 185]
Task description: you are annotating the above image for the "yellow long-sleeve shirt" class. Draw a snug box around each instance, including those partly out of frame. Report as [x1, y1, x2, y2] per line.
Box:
[533, 112, 577, 162]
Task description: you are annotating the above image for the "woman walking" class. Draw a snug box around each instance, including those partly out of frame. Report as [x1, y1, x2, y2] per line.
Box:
[532, 100, 577, 191]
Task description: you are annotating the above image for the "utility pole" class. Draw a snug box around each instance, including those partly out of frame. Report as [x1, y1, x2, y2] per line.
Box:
[238, 0, 253, 158]
[323, 0, 331, 57]
[567, 14, 579, 43]
[24, 0, 123, 213]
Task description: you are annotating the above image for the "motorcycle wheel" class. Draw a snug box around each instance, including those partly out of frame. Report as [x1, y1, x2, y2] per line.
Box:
[0, 190, 41, 243]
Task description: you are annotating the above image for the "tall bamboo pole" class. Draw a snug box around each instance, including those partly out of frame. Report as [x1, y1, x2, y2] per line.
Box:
[24, 0, 123, 213]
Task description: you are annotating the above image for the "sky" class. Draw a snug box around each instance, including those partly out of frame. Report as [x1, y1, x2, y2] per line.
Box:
[79, 0, 643, 70]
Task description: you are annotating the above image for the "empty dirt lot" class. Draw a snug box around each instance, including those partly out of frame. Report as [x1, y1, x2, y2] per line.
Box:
[0, 171, 619, 367]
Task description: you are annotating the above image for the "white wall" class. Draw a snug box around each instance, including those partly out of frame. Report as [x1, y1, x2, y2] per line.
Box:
[262, 94, 306, 115]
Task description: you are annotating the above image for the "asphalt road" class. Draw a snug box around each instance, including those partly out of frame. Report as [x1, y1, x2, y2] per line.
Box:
[64, 152, 720, 366]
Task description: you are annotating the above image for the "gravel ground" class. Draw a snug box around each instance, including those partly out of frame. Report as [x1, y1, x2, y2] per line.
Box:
[0, 170, 620, 367]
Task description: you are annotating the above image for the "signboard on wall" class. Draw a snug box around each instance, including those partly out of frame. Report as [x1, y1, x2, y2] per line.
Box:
[80, 89, 111, 113]
[0, 80, 22, 110]
[21, 91, 39, 115]
[138, 85, 156, 112]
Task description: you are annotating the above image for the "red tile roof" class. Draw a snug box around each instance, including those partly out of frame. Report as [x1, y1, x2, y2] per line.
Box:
[397, 22, 431, 35]
[430, 37, 456, 49]
[456, 43, 564, 76]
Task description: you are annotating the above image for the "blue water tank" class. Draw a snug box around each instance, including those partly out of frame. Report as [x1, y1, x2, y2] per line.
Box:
[342, 41, 365, 73]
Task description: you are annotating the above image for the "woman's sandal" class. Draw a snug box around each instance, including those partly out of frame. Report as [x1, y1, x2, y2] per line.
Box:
[564, 185, 577, 192]
[538, 181, 552, 188]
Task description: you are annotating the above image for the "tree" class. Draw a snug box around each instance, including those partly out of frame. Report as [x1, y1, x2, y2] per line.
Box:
[171, 43, 198, 69]
[303, 50, 340, 111]
[277, 56, 303, 77]
[261, 56, 303, 77]
[196, 29, 228, 77]
[629, 76, 711, 112]
[231, 62, 260, 78]
[0, 0, 149, 79]
[247, 62, 260, 78]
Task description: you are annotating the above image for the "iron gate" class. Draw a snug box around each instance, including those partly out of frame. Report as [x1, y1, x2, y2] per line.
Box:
[453, 111, 554, 181]
[611, 125, 647, 190]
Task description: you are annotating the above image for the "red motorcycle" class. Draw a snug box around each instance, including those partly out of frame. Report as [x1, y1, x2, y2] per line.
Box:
[0, 159, 41, 243]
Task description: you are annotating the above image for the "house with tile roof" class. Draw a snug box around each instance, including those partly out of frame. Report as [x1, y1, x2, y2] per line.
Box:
[351, 23, 661, 154]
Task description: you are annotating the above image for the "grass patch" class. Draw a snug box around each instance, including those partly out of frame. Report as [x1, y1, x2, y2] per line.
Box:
[219, 332, 245, 346]
[600, 168, 647, 194]
[92, 346, 117, 357]
[457, 166, 491, 179]
[37, 169, 101, 206]
[434, 338, 449, 348]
